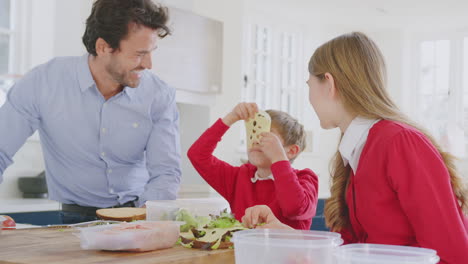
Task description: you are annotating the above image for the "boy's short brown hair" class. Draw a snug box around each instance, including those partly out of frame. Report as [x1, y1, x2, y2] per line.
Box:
[266, 110, 306, 161]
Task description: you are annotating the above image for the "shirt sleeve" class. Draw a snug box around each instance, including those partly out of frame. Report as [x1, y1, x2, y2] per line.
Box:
[0, 68, 41, 180]
[187, 118, 240, 202]
[138, 86, 181, 206]
[386, 129, 468, 264]
[271, 160, 319, 221]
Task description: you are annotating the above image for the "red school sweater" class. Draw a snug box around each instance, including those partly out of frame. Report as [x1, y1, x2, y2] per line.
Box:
[341, 120, 468, 264]
[187, 119, 319, 230]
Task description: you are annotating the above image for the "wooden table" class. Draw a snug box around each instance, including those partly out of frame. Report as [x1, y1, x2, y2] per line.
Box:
[0, 228, 234, 264]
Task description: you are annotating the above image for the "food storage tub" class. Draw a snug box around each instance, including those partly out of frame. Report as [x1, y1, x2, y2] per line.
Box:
[232, 229, 343, 264]
[146, 198, 230, 220]
[76, 221, 182, 252]
[334, 244, 440, 264]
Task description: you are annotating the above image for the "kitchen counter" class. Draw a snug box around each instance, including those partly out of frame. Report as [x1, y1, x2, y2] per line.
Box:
[0, 199, 60, 214]
[0, 228, 234, 264]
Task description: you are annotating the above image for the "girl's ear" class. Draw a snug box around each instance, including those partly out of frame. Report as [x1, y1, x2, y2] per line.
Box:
[285, 144, 300, 160]
[324, 72, 338, 99]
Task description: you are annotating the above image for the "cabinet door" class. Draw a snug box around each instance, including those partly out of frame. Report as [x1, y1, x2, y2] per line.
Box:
[8, 211, 61, 225]
[152, 7, 223, 94]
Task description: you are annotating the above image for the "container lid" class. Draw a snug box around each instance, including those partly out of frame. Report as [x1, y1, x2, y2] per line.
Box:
[145, 198, 230, 214]
[232, 229, 343, 248]
[335, 244, 440, 263]
[146, 198, 229, 207]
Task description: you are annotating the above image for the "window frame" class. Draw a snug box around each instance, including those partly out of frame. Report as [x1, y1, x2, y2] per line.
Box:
[0, 0, 14, 76]
[0, 0, 30, 78]
[240, 16, 309, 153]
[411, 31, 468, 157]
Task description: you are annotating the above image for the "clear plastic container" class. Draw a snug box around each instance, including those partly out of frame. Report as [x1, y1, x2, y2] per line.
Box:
[145, 198, 230, 220]
[232, 229, 343, 264]
[334, 244, 440, 264]
[76, 221, 182, 252]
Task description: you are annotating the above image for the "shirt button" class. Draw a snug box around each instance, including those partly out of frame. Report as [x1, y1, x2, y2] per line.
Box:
[109, 188, 114, 194]
[133, 122, 139, 128]
[101, 128, 107, 133]
[101, 152, 106, 157]
[107, 169, 112, 174]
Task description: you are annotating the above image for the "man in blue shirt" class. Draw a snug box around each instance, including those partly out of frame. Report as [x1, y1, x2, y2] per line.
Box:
[0, 0, 181, 224]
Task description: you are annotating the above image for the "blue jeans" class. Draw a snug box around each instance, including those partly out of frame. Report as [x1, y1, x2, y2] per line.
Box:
[59, 211, 99, 225]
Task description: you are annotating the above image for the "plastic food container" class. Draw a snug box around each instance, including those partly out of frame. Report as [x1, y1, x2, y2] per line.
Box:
[232, 229, 343, 264]
[334, 244, 440, 264]
[146, 198, 230, 220]
[76, 221, 181, 252]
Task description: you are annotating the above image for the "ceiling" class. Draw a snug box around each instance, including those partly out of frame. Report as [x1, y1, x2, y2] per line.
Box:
[248, 0, 468, 31]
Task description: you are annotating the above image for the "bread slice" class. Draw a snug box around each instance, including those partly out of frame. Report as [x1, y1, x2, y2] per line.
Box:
[96, 207, 146, 221]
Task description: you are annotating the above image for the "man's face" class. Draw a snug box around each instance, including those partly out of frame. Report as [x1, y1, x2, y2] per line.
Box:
[106, 24, 159, 88]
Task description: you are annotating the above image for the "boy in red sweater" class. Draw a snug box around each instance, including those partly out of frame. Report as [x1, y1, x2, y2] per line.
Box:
[187, 102, 318, 230]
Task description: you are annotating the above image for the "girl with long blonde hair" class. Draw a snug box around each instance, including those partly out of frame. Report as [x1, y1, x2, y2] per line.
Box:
[243, 32, 468, 264]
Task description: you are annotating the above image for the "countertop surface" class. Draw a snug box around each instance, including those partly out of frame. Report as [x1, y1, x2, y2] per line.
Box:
[0, 228, 234, 264]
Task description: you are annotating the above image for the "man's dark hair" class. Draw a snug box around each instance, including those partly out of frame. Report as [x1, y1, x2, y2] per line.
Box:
[82, 0, 171, 56]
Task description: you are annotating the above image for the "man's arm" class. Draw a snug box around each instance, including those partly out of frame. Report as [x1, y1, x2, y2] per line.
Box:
[0, 68, 41, 179]
[137, 87, 181, 207]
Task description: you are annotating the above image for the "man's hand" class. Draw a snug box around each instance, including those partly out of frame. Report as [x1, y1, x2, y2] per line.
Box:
[222, 102, 259, 127]
[258, 132, 288, 163]
[1, 215, 16, 229]
[241, 205, 292, 230]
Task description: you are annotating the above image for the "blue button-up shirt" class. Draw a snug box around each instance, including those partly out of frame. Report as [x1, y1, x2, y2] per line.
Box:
[0, 54, 181, 207]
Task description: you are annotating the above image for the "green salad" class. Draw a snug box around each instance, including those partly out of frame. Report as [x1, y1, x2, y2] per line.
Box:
[176, 209, 247, 250]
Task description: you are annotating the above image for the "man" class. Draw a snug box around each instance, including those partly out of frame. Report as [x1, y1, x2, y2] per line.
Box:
[0, 0, 181, 224]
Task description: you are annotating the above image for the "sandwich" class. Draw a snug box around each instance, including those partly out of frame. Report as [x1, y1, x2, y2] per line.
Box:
[177, 209, 247, 250]
[96, 207, 146, 221]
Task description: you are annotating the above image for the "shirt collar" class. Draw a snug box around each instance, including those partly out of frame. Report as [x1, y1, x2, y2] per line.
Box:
[77, 54, 138, 101]
[77, 54, 95, 92]
[123, 86, 137, 100]
[251, 171, 274, 183]
[339, 117, 380, 173]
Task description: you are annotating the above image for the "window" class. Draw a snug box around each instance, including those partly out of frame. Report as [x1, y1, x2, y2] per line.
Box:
[463, 37, 468, 155]
[279, 32, 299, 117]
[0, 0, 12, 76]
[418, 40, 450, 145]
[415, 34, 467, 157]
[0, 0, 12, 106]
[244, 24, 273, 110]
[241, 20, 308, 150]
[0, 0, 27, 107]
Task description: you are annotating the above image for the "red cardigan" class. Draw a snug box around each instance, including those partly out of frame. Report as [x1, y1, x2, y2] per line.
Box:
[341, 120, 468, 264]
[187, 119, 319, 230]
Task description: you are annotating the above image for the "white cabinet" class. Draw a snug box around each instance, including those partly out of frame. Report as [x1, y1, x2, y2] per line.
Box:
[153, 7, 223, 105]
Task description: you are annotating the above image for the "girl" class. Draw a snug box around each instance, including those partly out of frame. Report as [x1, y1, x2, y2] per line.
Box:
[242, 32, 468, 264]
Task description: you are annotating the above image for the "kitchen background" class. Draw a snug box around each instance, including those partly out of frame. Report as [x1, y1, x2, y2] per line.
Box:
[1, 0, 468, 205]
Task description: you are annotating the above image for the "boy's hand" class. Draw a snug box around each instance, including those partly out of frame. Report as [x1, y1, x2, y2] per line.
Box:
[242, 205, 292, 229]
[222, 102, 259, 126]
[259, 132, 288, 163]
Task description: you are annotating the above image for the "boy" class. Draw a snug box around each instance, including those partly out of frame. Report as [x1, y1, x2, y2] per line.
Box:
[187, 102, 318, 230]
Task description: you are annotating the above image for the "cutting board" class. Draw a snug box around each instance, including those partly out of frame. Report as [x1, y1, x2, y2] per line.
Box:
[0, 228, 235, 264]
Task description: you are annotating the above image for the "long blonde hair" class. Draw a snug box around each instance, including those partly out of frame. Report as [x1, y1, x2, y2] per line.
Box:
[308, 32, 468, 232]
